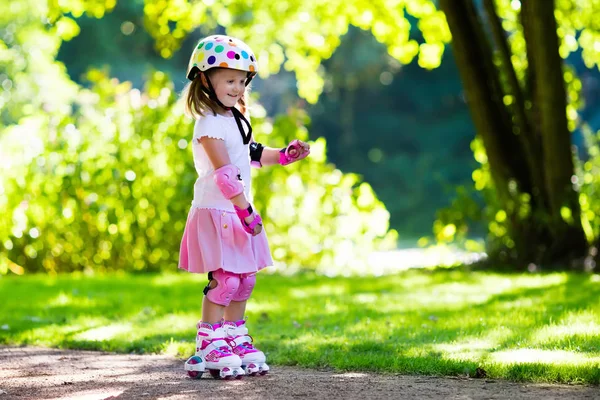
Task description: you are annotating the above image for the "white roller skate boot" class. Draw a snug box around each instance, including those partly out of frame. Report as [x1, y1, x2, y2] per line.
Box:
[195, 322, 245, 379]
[223, 320, 270, 376]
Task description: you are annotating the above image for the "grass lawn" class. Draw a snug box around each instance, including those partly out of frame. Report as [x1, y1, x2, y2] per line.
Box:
[1, 269, 599, 384]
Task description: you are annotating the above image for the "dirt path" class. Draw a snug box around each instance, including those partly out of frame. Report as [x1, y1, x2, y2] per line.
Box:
[0, 347, 598, 400]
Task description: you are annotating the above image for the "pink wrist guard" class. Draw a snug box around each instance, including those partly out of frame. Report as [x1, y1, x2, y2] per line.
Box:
[279, 139, 309, 166]
[234, 205, 262, 234]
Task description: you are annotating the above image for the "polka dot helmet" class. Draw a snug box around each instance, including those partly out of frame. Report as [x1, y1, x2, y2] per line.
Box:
[186, 35, 258, 82]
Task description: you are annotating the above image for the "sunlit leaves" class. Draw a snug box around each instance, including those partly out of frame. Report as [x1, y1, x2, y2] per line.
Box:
[576, 126, 600, 242]
[55, 17, 81, 40]
[47, 0, 116, 22]
[142, 0, 452, 103]
[143, 0, 210, 59]
[0, 0, 121, 125]
[493, 0, 600, 74]
[0, 1, 73, 124]
[554, 0, 600, 70]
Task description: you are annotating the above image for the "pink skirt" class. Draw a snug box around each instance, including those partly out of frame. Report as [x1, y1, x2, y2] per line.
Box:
[178, 207, 273, 274]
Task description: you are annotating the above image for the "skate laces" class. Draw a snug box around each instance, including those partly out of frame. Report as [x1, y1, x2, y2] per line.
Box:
[202, 337, 235, 359]
[227, 334, 256, 353]
[221, 320, 257, 351]
[240, 335, 255, 349]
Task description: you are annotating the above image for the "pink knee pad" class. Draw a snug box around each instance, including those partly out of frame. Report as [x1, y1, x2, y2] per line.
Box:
[203, 269, 241, 306]
[232, 273, 256, 302]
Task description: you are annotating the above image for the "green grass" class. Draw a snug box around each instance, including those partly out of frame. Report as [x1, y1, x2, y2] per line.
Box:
[1, 270, 599, 384]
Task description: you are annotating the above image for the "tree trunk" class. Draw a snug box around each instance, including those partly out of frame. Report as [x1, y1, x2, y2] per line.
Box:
[522, 0, 587, 260]
[482, 0, 546, 206]
[439, 0, 540, 264]
[439, 0, 588, 267]
[438, 0, 531, 199]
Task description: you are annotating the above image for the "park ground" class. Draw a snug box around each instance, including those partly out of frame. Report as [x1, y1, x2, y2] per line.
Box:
[1, 346, 599, 400]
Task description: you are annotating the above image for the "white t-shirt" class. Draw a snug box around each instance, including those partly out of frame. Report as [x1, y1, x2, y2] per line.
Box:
[191, 112, 252, 211]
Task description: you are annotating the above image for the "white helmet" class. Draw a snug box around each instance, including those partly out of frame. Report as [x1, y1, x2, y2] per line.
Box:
[186, 35, 258, 82]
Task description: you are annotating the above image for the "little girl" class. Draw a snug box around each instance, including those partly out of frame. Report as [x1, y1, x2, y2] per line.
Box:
[179, 35, 310, 380]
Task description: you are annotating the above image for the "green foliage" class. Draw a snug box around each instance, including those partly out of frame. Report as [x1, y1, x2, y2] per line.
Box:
[0, 0, 120, 126]
[0, 0, 77, 125]
[0, 70, 189, 274]
[553, 0, 600, 70]
[577, 125, 600, 243]
[0, 69, 395, 275]
[2, 271, 600, 383]
[55, 0, 184, 88]
[141, 0, 452, 103]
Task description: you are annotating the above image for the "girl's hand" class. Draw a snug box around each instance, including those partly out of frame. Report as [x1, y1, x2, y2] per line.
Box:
[235, 205, 263, 236]
[279, 140, 310, 166]
[244, 214, 263, 235]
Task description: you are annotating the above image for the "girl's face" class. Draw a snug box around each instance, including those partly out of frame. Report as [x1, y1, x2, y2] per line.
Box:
[209, 68, 247, 109]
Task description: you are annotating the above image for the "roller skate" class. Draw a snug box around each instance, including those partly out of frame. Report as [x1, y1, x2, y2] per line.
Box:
[190, 322, 245, 380]
[223, 320, 270, 376]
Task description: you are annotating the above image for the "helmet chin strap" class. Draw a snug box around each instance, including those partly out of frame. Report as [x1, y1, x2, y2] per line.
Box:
[201, 74, 253, 144]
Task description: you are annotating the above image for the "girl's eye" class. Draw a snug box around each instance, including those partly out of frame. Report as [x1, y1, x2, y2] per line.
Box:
[227, 80, 234, 83]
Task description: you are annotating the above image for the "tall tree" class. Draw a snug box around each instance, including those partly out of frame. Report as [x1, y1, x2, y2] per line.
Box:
[438, 0, 588, 266]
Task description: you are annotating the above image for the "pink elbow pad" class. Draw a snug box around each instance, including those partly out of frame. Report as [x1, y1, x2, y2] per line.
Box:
[214, 164, 244, 199]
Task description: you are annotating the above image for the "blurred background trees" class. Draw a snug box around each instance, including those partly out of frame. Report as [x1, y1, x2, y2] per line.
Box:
[1, 0, 600, 274]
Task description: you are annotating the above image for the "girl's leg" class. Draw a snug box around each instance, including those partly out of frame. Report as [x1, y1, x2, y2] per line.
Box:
[186, 274, 245, 379]
[186, 299, 242, 379]
[223, 272, 255, 321]
[223, 300, 247, 322]
[202, 296, 226, 324]
[222, 297, 269, 375]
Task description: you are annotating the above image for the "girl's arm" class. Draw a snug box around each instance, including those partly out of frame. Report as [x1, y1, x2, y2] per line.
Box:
[200, 137, 262, 236]
[250, 140, 310, 167]
[254, 146, 281, 167]
[200, 137, 251, 209]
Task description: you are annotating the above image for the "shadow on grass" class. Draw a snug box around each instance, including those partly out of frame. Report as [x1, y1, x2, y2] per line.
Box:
[1, 270, 599, 383]
[256, 272, 600, 383]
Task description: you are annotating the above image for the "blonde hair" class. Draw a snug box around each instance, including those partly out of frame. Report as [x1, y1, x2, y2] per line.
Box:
[182, 69, 250, 119]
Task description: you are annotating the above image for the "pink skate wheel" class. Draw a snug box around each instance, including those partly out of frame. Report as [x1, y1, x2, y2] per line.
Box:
[188, 370, 202, 379]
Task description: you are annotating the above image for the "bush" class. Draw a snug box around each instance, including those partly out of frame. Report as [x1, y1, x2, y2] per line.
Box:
[0, 70, 396, 275]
